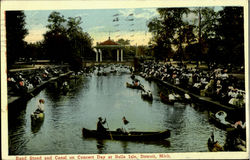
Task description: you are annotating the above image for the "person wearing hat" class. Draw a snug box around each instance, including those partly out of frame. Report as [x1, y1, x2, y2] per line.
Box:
[35, 99, 45, 114]
[97, 117, 107, 132]
[122, 116, 130, 134]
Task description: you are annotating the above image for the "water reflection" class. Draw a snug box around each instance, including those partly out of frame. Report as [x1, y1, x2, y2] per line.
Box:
[8, 70, 227, 154]
[96, 139, 107, 154]
[142, 140, 171, 148]
[31, 118, 44, 134]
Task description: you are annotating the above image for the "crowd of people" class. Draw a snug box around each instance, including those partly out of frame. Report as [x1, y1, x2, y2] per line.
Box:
[7, 66, 70, 95]
[139, 61, 245, 108]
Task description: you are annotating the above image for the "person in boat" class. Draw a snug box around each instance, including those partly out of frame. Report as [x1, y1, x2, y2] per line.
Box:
[122, 116, 130, 135]
[232, 120, 246, 129]
[34, 99, 45, 114]
[215, 111, 231, 125]
[132, 79, 139, 86]
[184, 93, 191, 100]
[168, 93, 176, 102]
[147, 90, 152, 97]
[131, 73, 135, 80]
[62, 81, 68, 86]
[97, 117, 107, 132]
[208, 131, 223, 151]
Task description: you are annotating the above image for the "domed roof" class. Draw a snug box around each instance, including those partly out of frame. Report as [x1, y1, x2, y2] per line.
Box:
[99, 37, 119, 45]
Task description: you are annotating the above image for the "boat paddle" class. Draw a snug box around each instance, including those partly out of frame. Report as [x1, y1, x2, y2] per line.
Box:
[105, 118, 113, 140]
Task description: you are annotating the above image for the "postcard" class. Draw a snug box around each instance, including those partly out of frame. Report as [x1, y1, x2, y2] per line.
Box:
[1, 0, 249, 160]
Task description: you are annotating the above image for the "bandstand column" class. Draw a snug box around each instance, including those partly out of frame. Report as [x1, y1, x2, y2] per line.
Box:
[96, 51, 99, 62]
[117, 49, 120, 61]
[121, 49, 123, 62]
[99, 49, 102, 62]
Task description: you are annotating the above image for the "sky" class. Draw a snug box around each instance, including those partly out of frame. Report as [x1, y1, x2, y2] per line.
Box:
[24, 7, 223, 46]
[24, 8, 160, 46]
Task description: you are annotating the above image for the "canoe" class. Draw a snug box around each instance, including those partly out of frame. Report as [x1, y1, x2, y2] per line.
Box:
[182, 93, 192, 103]
[159, 92, 175, 105]
[82, 128, 170, 141]
[126, 82, 144, 90]
[207, 138, 224, 152]
[97, 72, 107, 76]
[141, 92, 153, 101]
[31, 112, 45, 121]
[31, 117, 44, 133]
[209, 112, 234, 131]
[145, 76, 153, 81]
[130, 74, 135, 79]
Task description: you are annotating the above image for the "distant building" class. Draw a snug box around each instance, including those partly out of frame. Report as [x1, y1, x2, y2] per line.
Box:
[94, 37, 125, 62]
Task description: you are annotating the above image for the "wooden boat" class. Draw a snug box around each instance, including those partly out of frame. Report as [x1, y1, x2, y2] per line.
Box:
[97, 72, 102, 76]
[126, 82, 144, 90]
[145, 75, 154, 82]
[159, 92, 174, 105]
[31, 117, 44, 133]
[31, 112, 45, 121]
[207, 132, 224, 152]
[182, 93, 192, 103]
[130, 74, 135, 79]
[31, 112, 45, 132]
[82, 128, 170, 141]
[207, 138, 224, 152]
[141, 91, 153, 101]
[97, 72, 107, 76]
[209, 111, 235, 131]
[102, 72, 107, 76]
[110, 69, 117, 73]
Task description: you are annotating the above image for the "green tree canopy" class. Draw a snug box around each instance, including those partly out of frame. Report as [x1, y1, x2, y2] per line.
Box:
[6, 11, 28, 67]
[216, 7, 244, 65]
[43, 11, 93, 70]
[147, 7, 244, 67]
[147, 8, 191, 60]
[116, 38, 130, 45]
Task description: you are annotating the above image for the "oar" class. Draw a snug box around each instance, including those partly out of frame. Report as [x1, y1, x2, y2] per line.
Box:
[105, 119, 113, 140]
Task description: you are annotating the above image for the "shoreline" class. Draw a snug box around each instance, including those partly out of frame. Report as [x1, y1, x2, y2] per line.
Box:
[8, 71, 73, 106]
[151, 77, 245, 120]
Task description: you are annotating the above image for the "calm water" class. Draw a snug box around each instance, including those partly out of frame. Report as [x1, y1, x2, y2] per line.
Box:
[8, 66, 226, 155]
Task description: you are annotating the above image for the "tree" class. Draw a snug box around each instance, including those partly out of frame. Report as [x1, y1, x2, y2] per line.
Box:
[43, 11, 69, 62]
[116, 38, 130, 45]
[66, 16, 92, 59]
[6, 11, 28, 67]
[147, 7, 244, 67]
[43, 12, 93, 70]
[192, 7, 219, 67]
[24, 41, 46, 60]
[147, 8, 191, 61]
[216, 7, 244, 65]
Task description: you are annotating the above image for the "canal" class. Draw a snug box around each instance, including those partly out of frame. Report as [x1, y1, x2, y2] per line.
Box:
[8, 65, 227, 155]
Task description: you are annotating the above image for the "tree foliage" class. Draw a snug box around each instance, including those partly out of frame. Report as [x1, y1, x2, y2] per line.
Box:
[216, 7, 244, 65]
[147, 8, 191, 60]
[147, 7, 244, 66]
[43, 11, 93, 70]
[6, 11, 28, 67]
[116, 38, 130, 45]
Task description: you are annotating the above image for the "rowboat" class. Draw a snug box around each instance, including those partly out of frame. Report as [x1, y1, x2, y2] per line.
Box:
[31, 116, 44, 133]
[141, 91, 153, 101]
[126, 82, 144, 90]
[159, 92, 175, 105]
[207, 138, 224, 152]
[208, 111, 234, 131]
[145, 75, 153, 82]
[182, 93, 192, 103]
[82, 128, 170, 141]
[31, 112, 45, 121]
